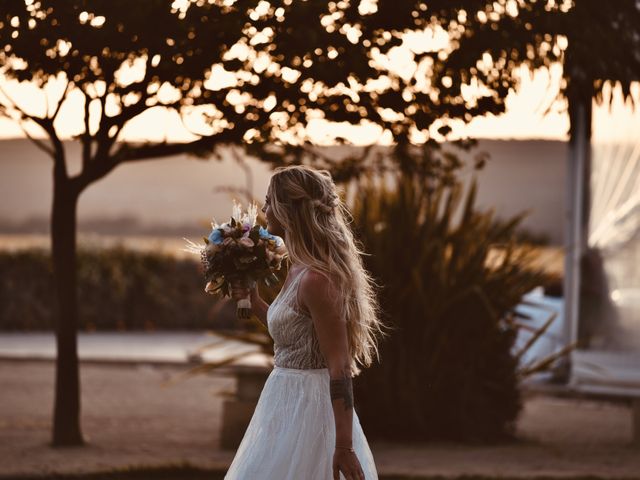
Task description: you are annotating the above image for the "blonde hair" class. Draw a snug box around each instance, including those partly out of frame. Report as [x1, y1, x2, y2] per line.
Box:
[267, 165, 389, 377]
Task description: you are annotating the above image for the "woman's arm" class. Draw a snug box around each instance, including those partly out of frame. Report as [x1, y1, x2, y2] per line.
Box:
[299, 270, 364, 479]
[249, 287, 269, 328]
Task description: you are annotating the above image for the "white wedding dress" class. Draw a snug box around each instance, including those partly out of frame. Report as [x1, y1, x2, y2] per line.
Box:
[224, 266, 378, 479]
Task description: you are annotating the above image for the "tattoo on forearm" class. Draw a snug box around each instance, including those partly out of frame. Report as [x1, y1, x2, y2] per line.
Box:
[330, 375, 354, 410]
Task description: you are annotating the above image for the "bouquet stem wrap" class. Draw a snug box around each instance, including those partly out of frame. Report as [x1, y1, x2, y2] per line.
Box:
[233, 275, 256, 320]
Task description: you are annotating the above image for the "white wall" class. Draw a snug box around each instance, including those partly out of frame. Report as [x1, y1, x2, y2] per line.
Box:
[0, 138, 567, 244]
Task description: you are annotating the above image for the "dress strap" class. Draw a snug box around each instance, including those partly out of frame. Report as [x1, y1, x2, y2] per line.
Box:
[283, 266, 310, 315]
[289, 265, 308, 294]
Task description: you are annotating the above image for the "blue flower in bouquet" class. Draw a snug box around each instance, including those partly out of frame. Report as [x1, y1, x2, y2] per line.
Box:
[208, 228, 223, 245]
[259, 226, 283, 247]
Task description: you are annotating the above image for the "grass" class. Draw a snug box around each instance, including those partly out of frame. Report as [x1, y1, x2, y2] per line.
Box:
[0, 234, 194, 259]
[1, 466, 628, 480]
[0, 462, 225, 480]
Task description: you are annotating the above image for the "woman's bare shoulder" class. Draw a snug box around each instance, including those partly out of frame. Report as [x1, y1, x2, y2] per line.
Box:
[298, 267, 340, 308]
[300, 266, 333, 286]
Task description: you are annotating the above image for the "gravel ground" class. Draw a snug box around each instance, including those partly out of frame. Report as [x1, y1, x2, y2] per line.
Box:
[1, 360, 639, 479]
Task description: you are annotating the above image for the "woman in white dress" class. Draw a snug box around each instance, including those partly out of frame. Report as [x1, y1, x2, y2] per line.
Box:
[225, 165, 387, 480]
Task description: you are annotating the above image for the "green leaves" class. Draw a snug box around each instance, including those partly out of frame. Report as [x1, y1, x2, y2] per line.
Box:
[350, 146, 550, 442]
[430, 0, 640, 112]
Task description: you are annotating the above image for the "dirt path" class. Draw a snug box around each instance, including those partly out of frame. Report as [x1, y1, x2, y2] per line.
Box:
[1, 361, 638, 479]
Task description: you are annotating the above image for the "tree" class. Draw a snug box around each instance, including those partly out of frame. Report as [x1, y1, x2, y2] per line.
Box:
[0, 0, 400, 446]
[0, 0, 241, 446]
[393, 0, 640, 230]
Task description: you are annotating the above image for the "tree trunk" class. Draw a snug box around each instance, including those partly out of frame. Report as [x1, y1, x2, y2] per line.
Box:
[50, 175, 85, 446]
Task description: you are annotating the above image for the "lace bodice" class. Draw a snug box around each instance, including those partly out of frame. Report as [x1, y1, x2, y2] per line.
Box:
[267, 266, 328, 370]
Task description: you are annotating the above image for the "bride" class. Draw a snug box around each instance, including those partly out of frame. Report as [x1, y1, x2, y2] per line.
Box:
[225, 165, 387, 480]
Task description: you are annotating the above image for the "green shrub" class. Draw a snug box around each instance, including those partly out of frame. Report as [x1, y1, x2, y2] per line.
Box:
[0, 246, 218, 331]
[349, 144, 550, 442]
[0, 248, 54, 330]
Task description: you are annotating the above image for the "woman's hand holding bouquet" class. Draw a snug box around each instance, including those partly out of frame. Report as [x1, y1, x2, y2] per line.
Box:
[184, 200, 287, 320]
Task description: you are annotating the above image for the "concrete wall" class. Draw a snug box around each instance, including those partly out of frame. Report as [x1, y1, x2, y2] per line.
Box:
[0, 138, 567, 245]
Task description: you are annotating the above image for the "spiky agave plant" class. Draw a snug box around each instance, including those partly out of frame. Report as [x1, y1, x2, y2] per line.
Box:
[349, 144, 550, 443]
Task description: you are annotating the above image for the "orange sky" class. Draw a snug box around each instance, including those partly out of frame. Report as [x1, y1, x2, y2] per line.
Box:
[0, 46, 570, 143]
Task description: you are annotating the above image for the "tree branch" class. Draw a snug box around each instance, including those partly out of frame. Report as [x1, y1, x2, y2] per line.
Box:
[112, 129, 239, 163]
[73, 128, 239, 193]
[179, 108, 210, 138]
[103, 92, 151, 132]
[73, 155, 120, 192]
[50, 78, 71, 121]
[89, 61, 172, 178]
[80, 88, 93, 172]
[0, 83, 56, 157]
[101, 55, 158, 134]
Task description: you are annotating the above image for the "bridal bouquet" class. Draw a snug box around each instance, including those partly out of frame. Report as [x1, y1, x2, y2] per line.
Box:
[184, 200, 287, 319]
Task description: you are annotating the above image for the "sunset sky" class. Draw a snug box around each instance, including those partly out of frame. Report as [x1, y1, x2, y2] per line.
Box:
[0, 58, 570, 144]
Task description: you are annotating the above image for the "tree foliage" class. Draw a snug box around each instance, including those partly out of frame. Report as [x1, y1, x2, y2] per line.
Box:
[366, 0, 640, 138]
[0, 0, 515, 173]
[0, 0, 396, 172]
[349, 145, 549, 441]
